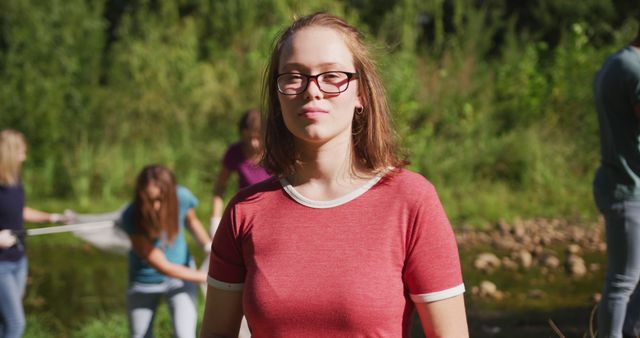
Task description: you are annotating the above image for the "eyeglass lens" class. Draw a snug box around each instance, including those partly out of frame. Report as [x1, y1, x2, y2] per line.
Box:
[277, 72, 352, 95]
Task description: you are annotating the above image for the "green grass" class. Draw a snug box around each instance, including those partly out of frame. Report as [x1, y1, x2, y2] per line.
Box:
[23, 231, 209, 338]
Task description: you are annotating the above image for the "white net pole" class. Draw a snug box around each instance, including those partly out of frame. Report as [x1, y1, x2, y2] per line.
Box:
[27, 221, 115, 236]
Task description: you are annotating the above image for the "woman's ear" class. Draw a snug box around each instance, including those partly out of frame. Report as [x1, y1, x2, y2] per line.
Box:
[356, 95, 364, 111]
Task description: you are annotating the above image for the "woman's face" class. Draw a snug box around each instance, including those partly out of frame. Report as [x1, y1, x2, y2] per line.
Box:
[277, 26, 362, 149]
[145, 183, 162, 211]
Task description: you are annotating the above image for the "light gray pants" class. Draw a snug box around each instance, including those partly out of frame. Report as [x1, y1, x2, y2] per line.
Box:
[127, 277, 198, 338]
[595, 196, 640, 338]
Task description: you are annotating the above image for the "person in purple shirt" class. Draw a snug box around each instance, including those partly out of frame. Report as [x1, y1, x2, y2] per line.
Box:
[209, 109, 270, 236]
[0, 129, 70, 338]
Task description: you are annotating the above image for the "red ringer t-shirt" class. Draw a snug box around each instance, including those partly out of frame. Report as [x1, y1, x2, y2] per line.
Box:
[208, 168, 464, 337]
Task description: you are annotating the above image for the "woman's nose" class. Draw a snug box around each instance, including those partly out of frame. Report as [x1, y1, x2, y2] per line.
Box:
[304, 77, 323, 99]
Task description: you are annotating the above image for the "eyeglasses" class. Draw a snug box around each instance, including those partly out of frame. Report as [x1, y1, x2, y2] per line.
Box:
[276, 71, 358, 95]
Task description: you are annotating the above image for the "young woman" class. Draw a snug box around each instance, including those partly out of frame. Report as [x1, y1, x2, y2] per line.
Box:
[0, 129, 70, 338]
[121, 165, 210, 338]
[209, 109, 270, 236]
[200, 13, 468, 338]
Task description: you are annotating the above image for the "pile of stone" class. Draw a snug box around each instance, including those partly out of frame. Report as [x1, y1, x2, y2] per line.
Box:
[460, 218, 605, 299]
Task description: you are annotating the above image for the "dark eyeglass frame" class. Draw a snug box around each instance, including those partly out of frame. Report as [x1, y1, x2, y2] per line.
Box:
[276, 71, 359, 95]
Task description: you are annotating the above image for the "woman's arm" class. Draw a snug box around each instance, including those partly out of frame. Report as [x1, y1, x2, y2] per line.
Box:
[23, 207, 64, 223]
[415, 294, 469, 338]
[185, 208, 211, 249]
[210, 166, 231, 235]
[129, 234, 207, 283]
[199, 286, 243, 338]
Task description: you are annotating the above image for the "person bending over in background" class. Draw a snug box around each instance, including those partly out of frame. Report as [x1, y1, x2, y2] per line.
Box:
[0, 129, 71, 338]
[208, 109, 270, 236]
[593, 25, 640, 338]
[121, 164, 210, 338]
[200, 12, 468, 338]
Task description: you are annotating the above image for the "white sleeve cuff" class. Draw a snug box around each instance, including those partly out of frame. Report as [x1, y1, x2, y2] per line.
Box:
[207, 276, 244, 291]
[410, 283, 465, 303]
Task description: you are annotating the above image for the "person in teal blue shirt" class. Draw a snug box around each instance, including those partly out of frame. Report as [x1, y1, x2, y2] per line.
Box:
[593, 25, 640, 338]
[121, 165, 210, 338]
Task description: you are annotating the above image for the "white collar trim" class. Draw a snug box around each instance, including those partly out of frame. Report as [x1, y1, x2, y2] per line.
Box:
[280, 168, 391, 209]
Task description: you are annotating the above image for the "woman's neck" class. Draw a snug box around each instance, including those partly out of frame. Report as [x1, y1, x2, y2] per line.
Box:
[289, 139, 374, 200]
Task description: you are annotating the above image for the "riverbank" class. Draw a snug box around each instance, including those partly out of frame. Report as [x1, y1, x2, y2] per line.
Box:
[22, 217, 605, 337]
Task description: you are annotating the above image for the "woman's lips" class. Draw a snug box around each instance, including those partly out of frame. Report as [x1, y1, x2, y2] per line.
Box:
[300, 108, 328, 117]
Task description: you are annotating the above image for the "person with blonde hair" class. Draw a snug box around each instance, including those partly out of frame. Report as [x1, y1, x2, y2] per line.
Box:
[200, 12, 468, 338]
[0, 129, 70, 338]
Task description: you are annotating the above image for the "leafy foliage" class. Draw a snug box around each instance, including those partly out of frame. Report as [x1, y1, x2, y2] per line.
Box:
[1, 0, 639, 223]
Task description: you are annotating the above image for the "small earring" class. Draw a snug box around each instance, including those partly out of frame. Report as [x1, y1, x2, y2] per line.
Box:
[355, 106, 364, 114]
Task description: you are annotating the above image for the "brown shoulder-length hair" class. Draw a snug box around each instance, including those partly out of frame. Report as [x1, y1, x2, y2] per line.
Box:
[261, 12, 406, 177]
[133, 165, 179, 243]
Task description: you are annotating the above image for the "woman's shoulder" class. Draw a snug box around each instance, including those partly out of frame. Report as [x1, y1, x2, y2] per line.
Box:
[225, 141, 244, 154]
[175, 185, 190, 199]
[384, 168, 434, 190]
[375, 168, 440, 202]
[176, 185, 191, 195]
[0, 180, 23, 189]
[0, 181, 23, 194]
[176, 185, 198, 205]
[223, 142, 246, 168]
[377, 169, 448, 217]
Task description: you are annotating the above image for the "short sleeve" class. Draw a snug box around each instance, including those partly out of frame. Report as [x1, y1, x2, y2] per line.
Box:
[207, 202, 246, 291]
[119, 203, 136, 235]
[222, 143, 241, 171]
[177, 186, 198, 209]
[403, 183, 465, 303]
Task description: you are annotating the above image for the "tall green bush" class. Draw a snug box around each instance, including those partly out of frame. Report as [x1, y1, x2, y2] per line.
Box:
[0, 0, 105, 197]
